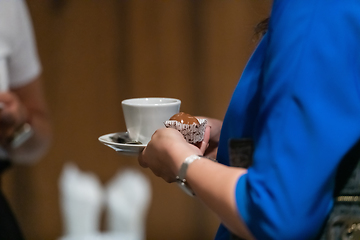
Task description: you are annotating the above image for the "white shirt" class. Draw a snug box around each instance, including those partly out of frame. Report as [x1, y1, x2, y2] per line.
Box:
[0, 0, 41, 91]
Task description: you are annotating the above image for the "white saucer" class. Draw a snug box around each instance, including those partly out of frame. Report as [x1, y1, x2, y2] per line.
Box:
[98, 132, 146, 155]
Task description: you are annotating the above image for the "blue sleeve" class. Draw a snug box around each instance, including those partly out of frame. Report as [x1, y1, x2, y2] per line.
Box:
[236, 0, 360, 239]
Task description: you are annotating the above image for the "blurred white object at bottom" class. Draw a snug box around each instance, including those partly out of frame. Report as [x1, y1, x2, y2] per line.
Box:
[59, 232, 141, 240]
[58, 163, 152, 240]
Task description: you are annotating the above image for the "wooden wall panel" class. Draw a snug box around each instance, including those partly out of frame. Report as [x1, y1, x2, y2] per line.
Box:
[2, 1, 271, 240]
[199, 0, 271, 118]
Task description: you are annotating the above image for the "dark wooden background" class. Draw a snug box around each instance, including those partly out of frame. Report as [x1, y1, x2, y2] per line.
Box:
[3, 1, 270, 239]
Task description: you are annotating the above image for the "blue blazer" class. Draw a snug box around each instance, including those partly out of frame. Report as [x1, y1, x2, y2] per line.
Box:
[216, 0, 360, 239]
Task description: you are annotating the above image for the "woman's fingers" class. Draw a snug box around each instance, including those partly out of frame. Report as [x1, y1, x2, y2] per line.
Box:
[138, 148, 149, 168]
[199, 126, 211, 154]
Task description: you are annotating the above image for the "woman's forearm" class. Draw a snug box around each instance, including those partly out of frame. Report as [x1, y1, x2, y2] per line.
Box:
[184, 157, 254, 239]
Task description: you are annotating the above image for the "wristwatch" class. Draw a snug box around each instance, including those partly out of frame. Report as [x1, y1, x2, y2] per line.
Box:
[11, 123, 33, 148]
[176, 154, 201, 197]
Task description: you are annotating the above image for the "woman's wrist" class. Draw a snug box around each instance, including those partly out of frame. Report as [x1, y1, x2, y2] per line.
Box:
[176, 154, 202, 196]
[171, 149, 198, 178]
[175, 153, 218, 196]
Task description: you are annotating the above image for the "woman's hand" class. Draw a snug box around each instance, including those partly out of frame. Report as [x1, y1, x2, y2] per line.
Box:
[138, 115, 221, 183]
[197, 117, 222, 159]
[138, 127, 209, 183]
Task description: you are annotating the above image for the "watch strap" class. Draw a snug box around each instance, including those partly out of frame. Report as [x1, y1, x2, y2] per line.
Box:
[178, 155, 200, 179]
[176, 155, 201, 196]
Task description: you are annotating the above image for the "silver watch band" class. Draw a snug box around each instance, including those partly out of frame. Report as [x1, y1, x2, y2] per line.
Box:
[176, 155, 201, 196]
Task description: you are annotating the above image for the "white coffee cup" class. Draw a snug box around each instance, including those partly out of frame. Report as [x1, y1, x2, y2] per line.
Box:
[122, 97, 181, 145]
